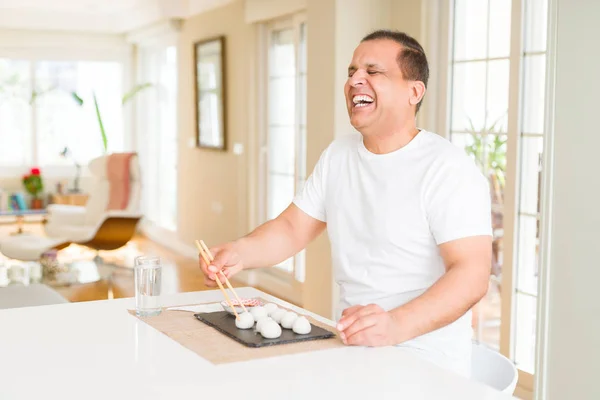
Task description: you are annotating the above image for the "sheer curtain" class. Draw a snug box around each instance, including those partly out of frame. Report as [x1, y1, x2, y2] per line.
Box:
[0, 58, 32, 167]
[137, 45, 178, 231]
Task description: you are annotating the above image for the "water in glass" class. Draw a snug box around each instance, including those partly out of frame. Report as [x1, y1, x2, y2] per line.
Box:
[134, 256, 162, 317]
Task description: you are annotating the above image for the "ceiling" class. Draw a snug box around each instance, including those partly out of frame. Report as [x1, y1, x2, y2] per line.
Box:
[0, 0, 235, 33]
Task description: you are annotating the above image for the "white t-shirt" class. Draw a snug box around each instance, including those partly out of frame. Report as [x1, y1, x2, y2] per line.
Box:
[292, 130, 492, 377]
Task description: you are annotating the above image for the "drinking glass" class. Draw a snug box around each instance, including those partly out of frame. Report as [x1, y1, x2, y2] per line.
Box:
[134, 256, 162, 317]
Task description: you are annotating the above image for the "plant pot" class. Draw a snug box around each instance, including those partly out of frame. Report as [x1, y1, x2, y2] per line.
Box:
[30, 198, 43, 209]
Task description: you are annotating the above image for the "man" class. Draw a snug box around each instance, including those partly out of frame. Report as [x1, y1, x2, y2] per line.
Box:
[199, 30, 492, 377]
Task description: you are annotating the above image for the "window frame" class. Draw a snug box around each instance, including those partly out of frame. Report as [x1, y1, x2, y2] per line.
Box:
[250, 12, 307, 305]
[428, 0, 550, 394]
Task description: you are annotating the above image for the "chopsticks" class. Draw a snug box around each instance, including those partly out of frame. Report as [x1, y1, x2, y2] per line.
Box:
[199, 240, 249, 315]
[194, 240, 248, 319]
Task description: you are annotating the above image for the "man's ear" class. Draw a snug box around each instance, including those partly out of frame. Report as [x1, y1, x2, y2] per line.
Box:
[409, 81, 426, 106]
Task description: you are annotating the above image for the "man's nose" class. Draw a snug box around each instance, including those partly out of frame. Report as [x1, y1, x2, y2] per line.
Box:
[349, 70, 366, 87]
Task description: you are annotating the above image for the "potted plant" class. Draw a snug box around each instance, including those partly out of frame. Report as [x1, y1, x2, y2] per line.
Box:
[22, 167, 44, 209]
[461, 114, 508, 279]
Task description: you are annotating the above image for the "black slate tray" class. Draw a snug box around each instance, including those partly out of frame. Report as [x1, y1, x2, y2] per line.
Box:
[194, 311, 336, 348]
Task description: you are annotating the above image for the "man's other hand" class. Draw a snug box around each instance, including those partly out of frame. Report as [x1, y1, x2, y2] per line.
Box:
[336, 304, 402, 347]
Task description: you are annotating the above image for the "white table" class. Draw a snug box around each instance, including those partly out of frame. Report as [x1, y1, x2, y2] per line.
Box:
[0, 287, 515, 399]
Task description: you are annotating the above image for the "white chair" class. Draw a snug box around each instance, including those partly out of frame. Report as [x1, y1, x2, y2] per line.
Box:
[43, 153, 143, 263]
[471, 341, 519, 394]
[0, 153, 142, 264]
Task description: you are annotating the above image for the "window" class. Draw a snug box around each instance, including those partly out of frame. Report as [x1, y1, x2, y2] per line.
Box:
[450, 0, 512, 353]
[447, 0, 549, 386]
[0, 59, 124, 172]
[259, 15, 307, 282]
[137, 45, 178, 231]
[36, 61, 124, 166]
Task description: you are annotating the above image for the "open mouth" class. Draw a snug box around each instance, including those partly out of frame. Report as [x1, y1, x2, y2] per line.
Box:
[352, 94, 374, 109]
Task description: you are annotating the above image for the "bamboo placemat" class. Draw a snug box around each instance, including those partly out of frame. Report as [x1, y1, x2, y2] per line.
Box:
[128, 300, 345, 365]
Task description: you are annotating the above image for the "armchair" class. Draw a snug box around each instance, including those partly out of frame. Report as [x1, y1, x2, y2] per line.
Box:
[44, 153, 143, 264]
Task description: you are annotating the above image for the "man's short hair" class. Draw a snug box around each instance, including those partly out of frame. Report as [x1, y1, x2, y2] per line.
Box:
[361, 30, 429, 113]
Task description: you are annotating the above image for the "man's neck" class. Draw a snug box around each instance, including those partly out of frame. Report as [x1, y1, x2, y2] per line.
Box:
[362, 122, 420, 155]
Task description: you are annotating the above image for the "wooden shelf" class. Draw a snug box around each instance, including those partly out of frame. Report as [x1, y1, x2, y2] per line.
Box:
[50, 193, 89, 206]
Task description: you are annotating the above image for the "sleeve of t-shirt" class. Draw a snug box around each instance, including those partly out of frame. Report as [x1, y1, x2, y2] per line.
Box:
[424, 155, 493, 245]
[292, 145, 329, 222]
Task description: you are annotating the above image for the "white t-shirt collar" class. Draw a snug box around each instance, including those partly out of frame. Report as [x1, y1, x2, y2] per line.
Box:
[357, 128, 426, 160]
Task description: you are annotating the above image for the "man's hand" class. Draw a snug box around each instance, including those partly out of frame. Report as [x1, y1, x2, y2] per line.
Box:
[198, 243, 244, 287]
[198, 204, 326, 287]
[336, 304, 403, 346]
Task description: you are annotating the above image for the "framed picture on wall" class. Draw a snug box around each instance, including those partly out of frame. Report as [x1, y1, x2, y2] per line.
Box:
[194, 36, 226, 150]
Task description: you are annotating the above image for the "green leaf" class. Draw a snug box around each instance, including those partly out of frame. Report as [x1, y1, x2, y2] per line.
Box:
[461, 111, 509, 194]
[121, 82, 152, 105]
[29, 84, 58, 105]
[93, 92, 108, 153]
[71, 91, 84, 106]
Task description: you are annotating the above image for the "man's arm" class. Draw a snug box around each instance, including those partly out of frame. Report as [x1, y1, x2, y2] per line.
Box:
[388, 234, 491, 341]
[337, 235, 491, 346]
[200, 203, 326, 287]
[233, 203, 326, 269]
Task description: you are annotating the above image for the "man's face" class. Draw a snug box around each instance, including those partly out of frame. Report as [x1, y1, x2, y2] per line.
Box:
[344, 39, 413, 134]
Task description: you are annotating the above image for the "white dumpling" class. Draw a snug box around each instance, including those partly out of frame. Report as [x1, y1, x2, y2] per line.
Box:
[249, 306, 268, 321]
[271, 309, 287, 323]
[264, 303, 278, 316]
[255, 316, 273, 333]
[280, 311, 298, 329]
[235, 312, 254, 329]
[292, 316, 311, 334]
[260, 320, 282, 339]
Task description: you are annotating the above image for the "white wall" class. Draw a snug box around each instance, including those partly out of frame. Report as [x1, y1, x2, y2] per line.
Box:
[244, 0, 306, 23]
[540, 0, 600, 398]
[0, 28, 129, 60]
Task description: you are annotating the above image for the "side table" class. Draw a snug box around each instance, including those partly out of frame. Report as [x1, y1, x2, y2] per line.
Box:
[0, 209, 48, 235]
